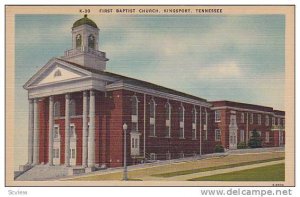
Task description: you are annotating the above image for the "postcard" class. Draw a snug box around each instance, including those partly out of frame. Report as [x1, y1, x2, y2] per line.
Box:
[5, 5, 295, 186]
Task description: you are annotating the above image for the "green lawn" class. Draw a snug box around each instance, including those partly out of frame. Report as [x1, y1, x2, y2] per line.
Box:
[189, 163, 285, 181]
[152, 157, 284, 177]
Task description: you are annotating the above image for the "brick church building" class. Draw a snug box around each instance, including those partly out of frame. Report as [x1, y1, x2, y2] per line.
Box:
[22, 15, 285, 171]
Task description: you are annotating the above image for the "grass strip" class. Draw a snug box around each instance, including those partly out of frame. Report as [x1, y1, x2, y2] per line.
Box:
[188, 163, 285, 181]
[152, 157, 284, 177]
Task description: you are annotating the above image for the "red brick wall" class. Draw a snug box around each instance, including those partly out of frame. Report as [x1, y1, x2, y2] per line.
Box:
[120, 90, 209, 164]
[38, 98, 49, 164]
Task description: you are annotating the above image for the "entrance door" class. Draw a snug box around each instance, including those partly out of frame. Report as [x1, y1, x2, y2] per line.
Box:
[69, 124, 77, 166]
[279, 130, 284, 146]
[53, 125, 61, 165]
[229, 129, 237, 149]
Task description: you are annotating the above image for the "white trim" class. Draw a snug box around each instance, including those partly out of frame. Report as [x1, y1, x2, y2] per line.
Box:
[240, 129, 245, 143]
[215, 129, 221, 141]
[249, 113, 253, 124]
[265, 131, 270, 143]
[53, 124, 60, 141]
[240, 112, 245, 123]
[215, 110, 221, 122]
[211, 106, 275, 115]
[27, 77, 106, 99]
[106, 81, 211, 108]
[257, 114, 262, 125]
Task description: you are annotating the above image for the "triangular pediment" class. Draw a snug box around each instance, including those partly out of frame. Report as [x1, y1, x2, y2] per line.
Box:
[38, 65, 83, 85]
[24, 58, 92, 89]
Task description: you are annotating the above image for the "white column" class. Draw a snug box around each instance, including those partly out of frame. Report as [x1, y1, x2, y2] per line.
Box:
[48, 96, 54, 166]
[82, 91, 88, 167]
[88, 90, 95, 167]
[33, 98, 39, 165]
[65, 94, 70, 167]
[27, 99, 34, 165]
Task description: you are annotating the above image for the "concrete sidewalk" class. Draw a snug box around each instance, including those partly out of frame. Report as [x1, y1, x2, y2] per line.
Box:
[141, 160, 284, 181]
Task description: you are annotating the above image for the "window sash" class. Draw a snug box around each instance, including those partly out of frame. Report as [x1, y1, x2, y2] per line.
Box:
[215, 111, 221, 122]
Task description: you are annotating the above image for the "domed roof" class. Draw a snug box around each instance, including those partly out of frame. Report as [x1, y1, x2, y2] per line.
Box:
[73, 14, 98, 29]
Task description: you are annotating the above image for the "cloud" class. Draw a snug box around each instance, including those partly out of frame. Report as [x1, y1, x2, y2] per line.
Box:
[197, 60, 243, 80]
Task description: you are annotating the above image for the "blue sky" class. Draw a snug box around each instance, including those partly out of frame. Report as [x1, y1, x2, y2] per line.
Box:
[14, 14, 285, 167]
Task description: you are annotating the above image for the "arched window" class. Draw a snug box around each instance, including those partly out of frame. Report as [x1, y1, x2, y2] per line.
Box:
[76, 34, 82, 48]
[54, 69, 61, 78]
[149, 99, 156, 136]
[69, 99, 76, 116]
[192, 107, 197, 139]
[54, 102, 60, 117]
[192, 107, 197, 124]
[179, 104, 185, 138]
[88, 34, 95, 49]
[150, 99, 155, 119]
[165, 102, 171, 137]
[131, 95, 138, 132]
[179, 104, 184, 123]
[131, 96, 138, 116]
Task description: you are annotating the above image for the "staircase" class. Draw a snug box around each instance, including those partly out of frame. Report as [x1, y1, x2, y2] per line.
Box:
[15, 165, 69, 181]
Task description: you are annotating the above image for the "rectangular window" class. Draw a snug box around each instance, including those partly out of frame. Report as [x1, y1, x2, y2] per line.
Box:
[179, 107, 184, 122]
[215, 110, 221, 122]
[283, 119, 285, 126]
[205, 130, 208, 141]
[265, 115, 269, 126]
[69, 124, 75, 137]
[192, 109, 197, 124]
[241, 113, 245, 123]
[272, 117, 275, 126]
[277, 118, 281, 125]
[131, 138, 135, 148]
[70, 149, 75, 159]
[258, 114, 261, 125]
[54, 126, 59, 139]
[135, 138, 138, 149]
[250, 113, 253, 124]
[179, 128, 184, 138]
[266, 132, 270, 142]
[240, 130, 245, 142]
[192, 129, 196, 140]
[203, 111, 207, 125]
[215, 129, 221, 141]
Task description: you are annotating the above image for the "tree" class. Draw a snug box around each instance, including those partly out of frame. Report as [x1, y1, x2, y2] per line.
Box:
[248, 129, 262, 148]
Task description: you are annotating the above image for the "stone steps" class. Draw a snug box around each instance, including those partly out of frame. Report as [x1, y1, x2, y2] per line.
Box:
[16, 165, 69, 181]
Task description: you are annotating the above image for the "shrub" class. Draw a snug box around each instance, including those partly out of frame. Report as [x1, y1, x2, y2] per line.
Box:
[248, 129, 262, 148]
[214, 144, 225, 153]
[237, 142, 247, 149]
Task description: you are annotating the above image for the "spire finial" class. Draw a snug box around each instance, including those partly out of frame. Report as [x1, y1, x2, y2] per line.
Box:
[84, 14, 88, 18]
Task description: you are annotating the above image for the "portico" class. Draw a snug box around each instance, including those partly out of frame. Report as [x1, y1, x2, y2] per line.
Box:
[26, 90, 96, 168]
